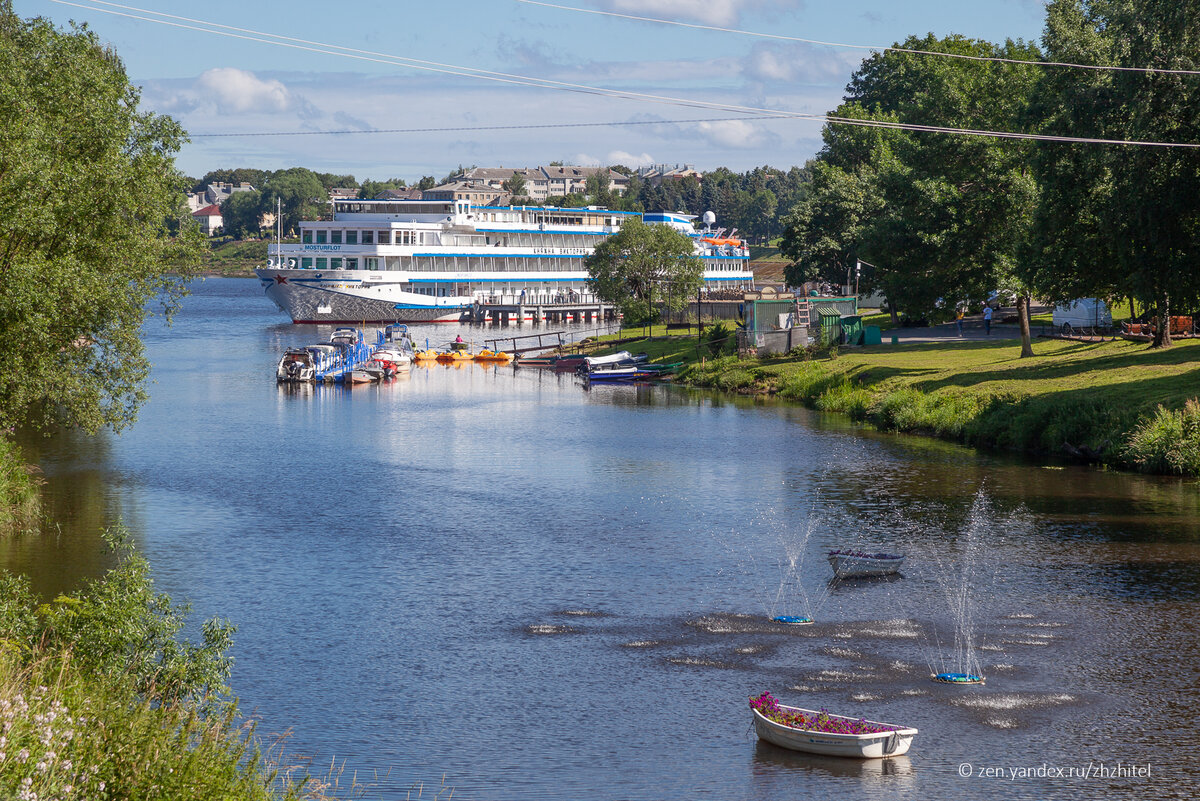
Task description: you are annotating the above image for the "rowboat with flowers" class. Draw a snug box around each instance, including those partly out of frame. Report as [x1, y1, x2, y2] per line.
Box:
[827, 549, 905, 579]
[749, 692, 917, 758]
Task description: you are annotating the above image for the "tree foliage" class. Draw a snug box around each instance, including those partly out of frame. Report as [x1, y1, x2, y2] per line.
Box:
[1028, 0, 1200, 346]
[585, 218, 703, 322]
[0, 4, 204, 433]
[260, 168, 326, 235]
[219, 189, 264, 239]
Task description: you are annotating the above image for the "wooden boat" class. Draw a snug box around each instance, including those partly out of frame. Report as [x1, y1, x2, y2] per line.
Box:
[828, 550, 905, 578]
[514, 354, 558, 367]
[751, 701, 917, 758]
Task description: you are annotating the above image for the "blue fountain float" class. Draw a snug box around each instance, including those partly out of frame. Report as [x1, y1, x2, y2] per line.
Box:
[932, 672, 985, 685]
[771, 615, 814, 626]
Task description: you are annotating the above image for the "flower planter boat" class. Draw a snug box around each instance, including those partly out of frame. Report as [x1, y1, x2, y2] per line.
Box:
[827, 550, 905, 579]
[750, 698, 917, 759]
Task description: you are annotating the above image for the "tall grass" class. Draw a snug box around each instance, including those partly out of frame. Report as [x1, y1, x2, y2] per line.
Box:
[0, 437, 39, 535]
[1124, 399, 1200, 475]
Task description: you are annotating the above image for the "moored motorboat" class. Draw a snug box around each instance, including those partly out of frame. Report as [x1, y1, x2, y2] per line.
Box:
[276, 348, 316, 382]
[828, 550, 906, 578]
[749, 692, 917, 758]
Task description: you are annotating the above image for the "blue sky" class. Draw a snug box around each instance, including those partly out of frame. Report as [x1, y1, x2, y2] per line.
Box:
[18, 0, 1048, 182]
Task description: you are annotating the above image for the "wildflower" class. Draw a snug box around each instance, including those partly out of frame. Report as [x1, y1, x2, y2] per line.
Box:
[18, 747, 29, 762]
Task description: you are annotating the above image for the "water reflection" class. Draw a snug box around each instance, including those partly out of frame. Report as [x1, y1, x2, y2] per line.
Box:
[6, 279, 1200, 799]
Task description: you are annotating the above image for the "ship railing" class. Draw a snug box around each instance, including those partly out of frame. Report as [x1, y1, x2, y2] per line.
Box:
[477, 292, 602, 306]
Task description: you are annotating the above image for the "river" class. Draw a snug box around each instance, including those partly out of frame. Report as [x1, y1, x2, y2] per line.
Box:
[6, 277, 1199, 800]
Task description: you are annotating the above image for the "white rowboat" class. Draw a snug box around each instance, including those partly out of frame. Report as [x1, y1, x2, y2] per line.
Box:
[751, 704, 917, 759]
[828, 550, 905, 578]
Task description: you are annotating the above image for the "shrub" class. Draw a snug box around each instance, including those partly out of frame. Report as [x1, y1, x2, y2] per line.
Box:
[1123, 399, 1200, 475]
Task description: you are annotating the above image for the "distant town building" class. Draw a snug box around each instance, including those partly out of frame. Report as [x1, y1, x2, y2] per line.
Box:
[376, 187, 424, 200]
[636, 163, 703, 185]
[422, 181, 506, 205]
[327, 187, 359, 203]
[191, 203, 223, 236]
[451, 165, 628, 202]
[187, 181, 256, 213]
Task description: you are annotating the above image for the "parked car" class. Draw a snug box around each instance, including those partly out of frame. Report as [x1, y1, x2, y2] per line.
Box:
[1053, 299, 1112, 333]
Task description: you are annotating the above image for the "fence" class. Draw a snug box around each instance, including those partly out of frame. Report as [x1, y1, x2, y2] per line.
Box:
[736, 327, 811, 358]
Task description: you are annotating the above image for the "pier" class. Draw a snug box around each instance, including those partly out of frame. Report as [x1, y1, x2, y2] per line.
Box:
[467, 293, 618, 326]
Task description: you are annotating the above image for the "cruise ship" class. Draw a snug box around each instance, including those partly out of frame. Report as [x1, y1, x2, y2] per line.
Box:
[256, 199, 754, 323]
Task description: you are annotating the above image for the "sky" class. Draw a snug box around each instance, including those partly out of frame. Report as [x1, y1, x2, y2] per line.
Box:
[17, 0, 1048, 183]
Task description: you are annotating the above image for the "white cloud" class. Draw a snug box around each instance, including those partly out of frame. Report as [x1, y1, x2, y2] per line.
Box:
[195, 68, 292, 113]
[607, 150, 656, 167]
[742, 42, 864, 86]
[590, 0, 793, 27]
[696, 119, 768, 148]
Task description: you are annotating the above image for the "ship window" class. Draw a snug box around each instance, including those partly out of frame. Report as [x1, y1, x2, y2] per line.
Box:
[346, 231, 358, 245]
[316, 258, 327, 268]
[366, 258, 378, 270]
[377, 230, 390, 244]
[362, 231, 373, 244]
[345, 259, 357, 270]
[302, 231, 312, 244]
[330, 258, 342, 269]
[301, 257, 313, 268]
[331, 231, 342, 244]
[316, 231, 327, 244]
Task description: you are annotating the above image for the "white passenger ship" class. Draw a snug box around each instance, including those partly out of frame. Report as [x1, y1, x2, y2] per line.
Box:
[256, 199, 754, 323]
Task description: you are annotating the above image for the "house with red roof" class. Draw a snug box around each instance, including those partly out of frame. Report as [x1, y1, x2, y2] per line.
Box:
[192, 203, 223, 236]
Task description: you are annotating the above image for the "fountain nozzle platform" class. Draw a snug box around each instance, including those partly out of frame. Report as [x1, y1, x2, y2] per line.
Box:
[932, 672, 985, 685]
[772, 615, 814, 625]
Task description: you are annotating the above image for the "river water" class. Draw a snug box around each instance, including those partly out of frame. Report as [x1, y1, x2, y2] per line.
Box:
[6, 278, 1200, 800]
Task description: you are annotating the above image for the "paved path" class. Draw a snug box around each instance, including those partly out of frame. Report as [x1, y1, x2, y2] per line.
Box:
[873, 304, 1054, 344]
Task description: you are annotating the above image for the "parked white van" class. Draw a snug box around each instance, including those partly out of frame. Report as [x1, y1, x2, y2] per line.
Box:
[1052, 299, 1112, 333]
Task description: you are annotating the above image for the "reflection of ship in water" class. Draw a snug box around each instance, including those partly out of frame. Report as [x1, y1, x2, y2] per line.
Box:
[752, 740, 915, 783]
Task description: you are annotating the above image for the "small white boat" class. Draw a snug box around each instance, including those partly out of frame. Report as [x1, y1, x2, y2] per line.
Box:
[276, 348, 315, 382]
[751, 701, 917, 758]
[828, 550, 905, 578]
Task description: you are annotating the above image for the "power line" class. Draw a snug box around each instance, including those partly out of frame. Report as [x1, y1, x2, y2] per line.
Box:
[515, 0, 1200, 76]
[188, 115, 798, 138]
[47, 0, 1200, 149]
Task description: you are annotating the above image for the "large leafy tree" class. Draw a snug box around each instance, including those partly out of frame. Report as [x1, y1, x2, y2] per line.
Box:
[585, 218, 703, 323]
[218, 189, 263, 239]
[783, 34, 1042, 335]
[1029, 0, 1200, 347]
[260, 168, 326, 235]
[0, 4, 203, 433]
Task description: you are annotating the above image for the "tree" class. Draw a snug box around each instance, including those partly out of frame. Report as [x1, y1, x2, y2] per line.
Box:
[415, 175, 436, 191]
[219, 189, 263, 239]
[1029, 0, 1200, 347]
[0, 4, 204, 433]
[502, 173, 527, 198]
[358, 177, 406, 199]
[585, 218, 703, 323]
[260, 168, 325, 235]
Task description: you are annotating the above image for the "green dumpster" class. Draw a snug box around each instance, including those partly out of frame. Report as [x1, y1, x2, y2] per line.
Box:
[841, 314, 863, 346]
[863, 325, 882, 346]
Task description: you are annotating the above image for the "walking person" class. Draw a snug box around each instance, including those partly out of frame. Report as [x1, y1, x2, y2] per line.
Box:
[983, 304, 993, 335]
[955, 307, 964, 337]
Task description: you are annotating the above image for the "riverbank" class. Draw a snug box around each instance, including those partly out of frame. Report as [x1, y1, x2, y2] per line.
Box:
[589, 330, 1200, 476]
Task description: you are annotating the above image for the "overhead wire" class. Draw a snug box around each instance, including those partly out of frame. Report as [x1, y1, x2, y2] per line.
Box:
[515, 0, 1200, 76]
[45, 0, 1200, 148]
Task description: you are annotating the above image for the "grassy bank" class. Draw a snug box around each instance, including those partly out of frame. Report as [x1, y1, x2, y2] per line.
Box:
[590, 332, 1200, 475]
[201, 238, 271, 276]
[0, 524, 332, 799]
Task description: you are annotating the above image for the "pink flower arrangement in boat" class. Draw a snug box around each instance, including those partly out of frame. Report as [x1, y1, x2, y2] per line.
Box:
[749, 692, 899, 735]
